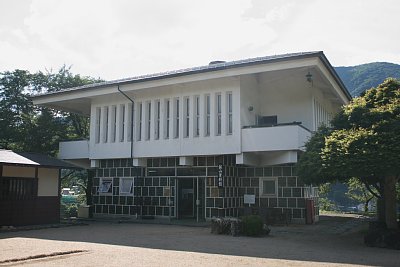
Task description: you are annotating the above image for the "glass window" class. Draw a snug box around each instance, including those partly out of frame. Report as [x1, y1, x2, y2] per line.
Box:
[120, 104, 125, 142]
[155, 100, 160, 140]
[98, 178, 113, 194]
[165, 99, 170, 139]
[103, 106, 109, 143]
[216, 93, 221, 136]
[184, 97, 190, 138]
[127, 103, 133, 141]
[260, 178, 277, 196]
[194, 95, 200, 137]
[111, 105, 117, 142]
[137, 102, 142, 141]
[174, 98, 180, 138]
[146, 101, 151, 140]
[205, 94, 210, 136]
[227, 92, 233, 135]
[119, 178, 134, 195]
[95, 107, 101, 143]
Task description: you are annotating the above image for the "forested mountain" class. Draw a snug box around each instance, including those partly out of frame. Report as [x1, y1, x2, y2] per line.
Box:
[335, 62, 400, 97]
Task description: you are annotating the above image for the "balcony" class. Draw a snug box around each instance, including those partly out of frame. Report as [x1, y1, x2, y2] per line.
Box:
[241, 123, 311, 153]
[59, 140, 89, 160]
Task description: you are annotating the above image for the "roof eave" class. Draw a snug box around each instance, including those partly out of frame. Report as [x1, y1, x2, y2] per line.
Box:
[33, 52, 325, 100]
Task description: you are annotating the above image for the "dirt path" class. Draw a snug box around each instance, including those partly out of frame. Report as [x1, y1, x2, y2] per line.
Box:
[0, 214, 398, 266]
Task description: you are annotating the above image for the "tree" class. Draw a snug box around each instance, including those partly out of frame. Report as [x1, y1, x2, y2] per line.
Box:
[1, 66, 102, 208]
[0, 66, 101, 154]
[298, 78, 400, 230]
[346, 178, 377, 213]
[0, 70, 33, 150]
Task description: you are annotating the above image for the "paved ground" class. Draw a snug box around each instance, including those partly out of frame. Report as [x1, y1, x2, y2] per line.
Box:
[0, 214, 398, 267]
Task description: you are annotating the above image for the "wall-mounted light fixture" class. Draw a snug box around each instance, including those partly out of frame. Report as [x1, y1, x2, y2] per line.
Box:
[306, 71, 314, 87]
[248, 106, 254, 112]
[306, 71, 313, 83]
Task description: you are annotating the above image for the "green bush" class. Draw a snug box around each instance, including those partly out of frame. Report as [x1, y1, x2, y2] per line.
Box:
[241, 215, 263, 236]
[60, 203, 78, 218]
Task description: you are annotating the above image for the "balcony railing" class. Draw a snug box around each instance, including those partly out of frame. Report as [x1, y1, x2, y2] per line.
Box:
[241, 123, 311, 152]
[59, 140, 89, 160]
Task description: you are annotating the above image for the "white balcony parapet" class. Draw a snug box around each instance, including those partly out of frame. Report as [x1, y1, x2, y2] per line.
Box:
[59, 140, 89, 160]
[241, 124, 311, 153]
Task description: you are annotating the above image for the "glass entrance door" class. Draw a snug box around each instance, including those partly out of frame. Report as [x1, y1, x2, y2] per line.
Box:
[177, 177, 206, 221]
[178, 178, 195, 218]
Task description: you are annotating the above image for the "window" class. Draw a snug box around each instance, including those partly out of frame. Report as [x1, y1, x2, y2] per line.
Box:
[119, 178, 134, 195]
[95, 107, 101, 143]
[174, 98, 180, 138]
[119, 104, 125, 142]
[313, 98, 332, 130]
[184, 97, 190, 138]
[98, 178, 113, 194]
[103, 106, 109, 143]
[194, 95, 200, 137]
[137, 102, 142, 141]
[0, 177, 36, 200]
[146, 101, 151, 140]
[165, 99, 170, 139]
[227, 92, 233, 135]
[260, 178, 278, 197]
[205, 94, 210, 136]
[216, 93, 222, 136]
[127, 103, 133, 141]
[155, 100, 160, 140]
[111, 105, 117, 142]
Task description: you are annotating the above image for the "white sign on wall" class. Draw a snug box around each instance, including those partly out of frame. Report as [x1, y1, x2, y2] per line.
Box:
[244, 194, 255, 204]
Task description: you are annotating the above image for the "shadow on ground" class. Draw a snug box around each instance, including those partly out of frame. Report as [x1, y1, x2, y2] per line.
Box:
[0, 214, 398, 267]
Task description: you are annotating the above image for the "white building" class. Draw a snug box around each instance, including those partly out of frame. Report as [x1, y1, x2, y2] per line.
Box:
[33, 52, 350, 223]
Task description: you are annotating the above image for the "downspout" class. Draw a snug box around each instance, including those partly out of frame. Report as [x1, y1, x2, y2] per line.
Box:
[117, 85, 134, 160]
[117, 85, 141, 218]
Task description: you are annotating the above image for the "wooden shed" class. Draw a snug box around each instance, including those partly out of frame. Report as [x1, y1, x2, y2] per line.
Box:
[0, 150, 78, 226]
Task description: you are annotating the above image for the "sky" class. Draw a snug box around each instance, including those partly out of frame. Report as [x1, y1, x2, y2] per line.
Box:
[0, 0, 399, 80]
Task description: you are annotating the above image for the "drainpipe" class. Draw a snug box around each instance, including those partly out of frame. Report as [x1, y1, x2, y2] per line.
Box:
[117, 85, 141, 217]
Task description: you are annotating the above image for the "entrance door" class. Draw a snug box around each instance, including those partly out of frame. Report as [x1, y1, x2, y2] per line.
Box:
[178, 178, 194, 218]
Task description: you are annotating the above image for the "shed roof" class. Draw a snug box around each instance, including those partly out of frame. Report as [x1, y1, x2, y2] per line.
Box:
[0, 150, 80, 169]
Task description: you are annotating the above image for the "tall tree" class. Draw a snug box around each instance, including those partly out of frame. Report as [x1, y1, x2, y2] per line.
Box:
[0, 66, 102, 154]
[298, 78, 400, 229]
[0, 70, 33, 150]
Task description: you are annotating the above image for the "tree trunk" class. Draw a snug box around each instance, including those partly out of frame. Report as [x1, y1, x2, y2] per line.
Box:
[364, 197, 372, 213]
[377, 198, 385, 223]
[384, 176, 398, 230]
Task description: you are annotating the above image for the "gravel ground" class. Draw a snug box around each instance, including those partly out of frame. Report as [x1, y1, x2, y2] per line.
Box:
[0, 214, 398, 267]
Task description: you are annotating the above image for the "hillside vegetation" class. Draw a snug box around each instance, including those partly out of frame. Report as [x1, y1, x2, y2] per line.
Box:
[335, 62, 400, 96]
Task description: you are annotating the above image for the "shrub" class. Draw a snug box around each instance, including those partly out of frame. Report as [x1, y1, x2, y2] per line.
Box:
[241, 215, 263, 236]
[61, 204, 78, 218]
[211, 218, 232, 235]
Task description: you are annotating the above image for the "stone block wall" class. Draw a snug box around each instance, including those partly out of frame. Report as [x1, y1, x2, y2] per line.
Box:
[238, 165, 308, 222]
[91, 156, 316, 223]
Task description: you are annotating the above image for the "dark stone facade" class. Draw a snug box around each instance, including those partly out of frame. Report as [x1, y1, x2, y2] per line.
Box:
[92, 155, 318, 223]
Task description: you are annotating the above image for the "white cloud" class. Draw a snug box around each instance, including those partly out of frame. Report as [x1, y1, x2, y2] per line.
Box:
[0, 0, 399, 80]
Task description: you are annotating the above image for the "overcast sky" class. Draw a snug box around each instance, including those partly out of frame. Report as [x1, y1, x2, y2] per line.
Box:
[1, 0, 399, 80]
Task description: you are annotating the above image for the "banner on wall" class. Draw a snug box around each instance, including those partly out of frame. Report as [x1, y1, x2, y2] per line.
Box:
[218, 164, 223, 188]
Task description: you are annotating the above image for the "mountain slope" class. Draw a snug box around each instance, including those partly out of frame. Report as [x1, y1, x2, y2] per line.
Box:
[335, 62, 400, 97]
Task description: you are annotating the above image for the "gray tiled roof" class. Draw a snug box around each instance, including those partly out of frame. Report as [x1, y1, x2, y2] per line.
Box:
[35, 51, 339, 97]
[0, 149, 80, 169]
